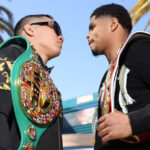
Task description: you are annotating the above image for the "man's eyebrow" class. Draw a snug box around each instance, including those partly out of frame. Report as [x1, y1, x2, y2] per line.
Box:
[89, 23, 93, 30]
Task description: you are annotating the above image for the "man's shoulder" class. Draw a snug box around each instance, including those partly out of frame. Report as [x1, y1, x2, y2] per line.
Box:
[127, 31, 150, 50]
[121, 37, 150, 63]
[129, 37, 150, 49]
[0, 44, 25, 60]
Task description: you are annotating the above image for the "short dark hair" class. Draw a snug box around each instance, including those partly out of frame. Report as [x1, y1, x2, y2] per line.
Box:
[91, 3, 132, 34]
[14, 14, 53, 36]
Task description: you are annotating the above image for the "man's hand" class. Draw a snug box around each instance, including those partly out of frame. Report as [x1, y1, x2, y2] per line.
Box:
[97, 109, 132, 143]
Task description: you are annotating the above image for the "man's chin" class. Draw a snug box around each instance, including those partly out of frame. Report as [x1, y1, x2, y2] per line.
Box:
[92, 50, 99, 56]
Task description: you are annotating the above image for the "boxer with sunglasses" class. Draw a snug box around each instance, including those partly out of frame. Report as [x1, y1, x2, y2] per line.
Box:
[0, 14, 64, 150]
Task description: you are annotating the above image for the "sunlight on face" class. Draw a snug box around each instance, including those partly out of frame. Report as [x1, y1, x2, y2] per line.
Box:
[32, 17, 64, 60]
[87, 16, 111, 56]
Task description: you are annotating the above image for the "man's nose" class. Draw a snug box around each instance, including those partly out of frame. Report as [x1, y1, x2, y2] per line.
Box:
[86, 33, 89, 39]
[59, 35, 64, 43]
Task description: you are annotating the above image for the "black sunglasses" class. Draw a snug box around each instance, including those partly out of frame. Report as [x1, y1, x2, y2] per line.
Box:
[30, 21, 62, 36]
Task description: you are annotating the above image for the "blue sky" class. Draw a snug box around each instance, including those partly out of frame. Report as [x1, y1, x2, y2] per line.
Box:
[1, 0, 150, 101]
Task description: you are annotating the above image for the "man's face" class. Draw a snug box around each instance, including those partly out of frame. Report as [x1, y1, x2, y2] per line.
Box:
[31, 17, 64, 60]
[86, 16, 111, 56]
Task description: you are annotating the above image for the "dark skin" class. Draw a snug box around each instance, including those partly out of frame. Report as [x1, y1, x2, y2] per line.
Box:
[86, 16, 132, 143]
[97, 109, 132, 143]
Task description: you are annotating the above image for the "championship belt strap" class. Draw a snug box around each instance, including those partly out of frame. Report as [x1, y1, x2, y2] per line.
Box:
[1, 36, 61, 150]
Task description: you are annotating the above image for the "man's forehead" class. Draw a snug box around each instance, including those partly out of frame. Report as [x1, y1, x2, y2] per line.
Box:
[89, 15, 111, 25]
[90, 16, 97, 24]
[41, 16, 53, 21]
[89, 16, 102, 25]
[37, 17, 53, 21]
[30, 17, 53, 23]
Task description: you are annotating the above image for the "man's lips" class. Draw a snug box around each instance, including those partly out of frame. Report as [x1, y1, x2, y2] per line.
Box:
[57, 41, 63, 47]
[88, 39, 94, 45]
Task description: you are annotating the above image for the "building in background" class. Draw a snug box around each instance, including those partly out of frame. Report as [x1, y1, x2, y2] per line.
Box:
[62, 92, 98, 150]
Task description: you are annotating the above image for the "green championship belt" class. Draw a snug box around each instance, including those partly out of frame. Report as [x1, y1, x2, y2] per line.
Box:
[0, 36, 61, 150]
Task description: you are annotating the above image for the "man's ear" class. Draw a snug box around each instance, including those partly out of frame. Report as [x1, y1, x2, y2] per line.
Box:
[110, 17, 118, 32]
[23, 24, 34, 36]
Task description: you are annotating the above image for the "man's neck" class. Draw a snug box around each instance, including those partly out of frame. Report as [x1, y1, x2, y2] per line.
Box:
[106, 34, 128, 63]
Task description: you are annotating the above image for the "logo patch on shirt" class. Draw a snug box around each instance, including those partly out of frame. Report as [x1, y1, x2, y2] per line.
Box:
[0, 58, 13, 90]
[119, 65, 135, 113]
